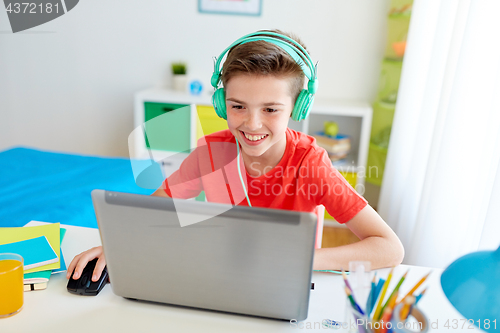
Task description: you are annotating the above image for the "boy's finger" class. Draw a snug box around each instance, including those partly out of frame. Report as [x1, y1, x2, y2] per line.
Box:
[67, 247, 103, 279]
[72, 251, 98, 279]
[72, 258, 90, 279]
[66, 253, 82, 279]
[92, 256, 107, 282]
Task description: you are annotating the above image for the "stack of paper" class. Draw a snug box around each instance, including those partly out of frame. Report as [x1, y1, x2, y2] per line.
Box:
[0, 222, 68, 291]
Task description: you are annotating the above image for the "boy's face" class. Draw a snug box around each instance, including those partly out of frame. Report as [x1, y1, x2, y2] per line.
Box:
[225, 74, 294, 163]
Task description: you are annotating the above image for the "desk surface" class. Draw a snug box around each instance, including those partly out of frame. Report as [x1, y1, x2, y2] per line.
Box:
[0, 225, 479, 333]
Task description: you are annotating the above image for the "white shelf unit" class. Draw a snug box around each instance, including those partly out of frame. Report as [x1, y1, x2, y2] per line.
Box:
[133, 88, 372, 190]
[287, 98, 372, 190]
[132, 89, 214, 178]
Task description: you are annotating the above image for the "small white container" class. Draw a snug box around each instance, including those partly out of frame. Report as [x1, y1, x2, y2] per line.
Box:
[172, 74, 188, 92]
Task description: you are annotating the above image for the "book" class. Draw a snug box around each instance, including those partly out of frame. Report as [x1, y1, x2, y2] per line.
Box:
[24, 269, 52, 284]
[51, 227, 67, 274]
[328, 152, 349, 162]
[23, 221, 67, 274]
[22, 225, 67, 284]
[313, 132, 351, 154]
[24, 282, 48, 292]
[0, 223, 61, 273]
[0, 236, 58, 270]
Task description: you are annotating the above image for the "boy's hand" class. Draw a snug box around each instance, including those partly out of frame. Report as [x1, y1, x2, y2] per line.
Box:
[66, 246, 106, 282]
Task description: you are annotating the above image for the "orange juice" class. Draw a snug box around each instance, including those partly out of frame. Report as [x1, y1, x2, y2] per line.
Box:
[0, 256, 24, 318]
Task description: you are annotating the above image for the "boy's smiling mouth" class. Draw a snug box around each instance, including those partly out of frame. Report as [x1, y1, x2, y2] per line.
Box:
[240, 131, 269, 143]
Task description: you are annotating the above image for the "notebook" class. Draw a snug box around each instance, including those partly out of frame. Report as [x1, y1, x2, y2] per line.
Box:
[0, 236, 58, 270]
[23, 227, 67, 284]
[0, 223, 61, 273]
[24, 269, 52, 284]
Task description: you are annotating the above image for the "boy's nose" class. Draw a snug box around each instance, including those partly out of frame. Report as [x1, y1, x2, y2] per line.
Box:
[245, 111, 262, 130]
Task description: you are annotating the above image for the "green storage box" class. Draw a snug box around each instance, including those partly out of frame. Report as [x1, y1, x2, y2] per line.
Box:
[144, 102, 191, 152]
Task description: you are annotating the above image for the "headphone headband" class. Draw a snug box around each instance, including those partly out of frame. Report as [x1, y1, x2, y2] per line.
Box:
[211, 31, 319, 122]
[211, 31, 317, 93]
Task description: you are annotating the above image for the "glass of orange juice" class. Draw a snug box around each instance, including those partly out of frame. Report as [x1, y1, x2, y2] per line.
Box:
[0, 253, 24, 318]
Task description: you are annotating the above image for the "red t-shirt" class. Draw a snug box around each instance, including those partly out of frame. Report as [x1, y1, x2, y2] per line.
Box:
[163, 128, 367, 224]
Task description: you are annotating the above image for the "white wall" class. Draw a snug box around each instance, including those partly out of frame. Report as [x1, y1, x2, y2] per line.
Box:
[0, 0, 388, 157]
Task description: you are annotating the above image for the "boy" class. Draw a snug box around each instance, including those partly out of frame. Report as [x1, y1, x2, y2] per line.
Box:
[68, 30, 404, 283]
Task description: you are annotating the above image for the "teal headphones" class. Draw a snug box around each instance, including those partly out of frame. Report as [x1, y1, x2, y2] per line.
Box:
[211, 31, 318, 122]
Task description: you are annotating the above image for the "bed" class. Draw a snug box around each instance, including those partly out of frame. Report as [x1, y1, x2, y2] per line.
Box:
[0, 147, 153, 228]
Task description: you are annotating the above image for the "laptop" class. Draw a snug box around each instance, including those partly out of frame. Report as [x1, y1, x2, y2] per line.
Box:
[91, 189, 317, 321]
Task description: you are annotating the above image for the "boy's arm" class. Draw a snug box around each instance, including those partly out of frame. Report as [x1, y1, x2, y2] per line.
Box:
[312, 205, 404, 270]
[151, 142, 205, 199]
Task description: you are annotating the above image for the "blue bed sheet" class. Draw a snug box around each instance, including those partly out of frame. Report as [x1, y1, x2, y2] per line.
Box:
[0, 147, 154, 228]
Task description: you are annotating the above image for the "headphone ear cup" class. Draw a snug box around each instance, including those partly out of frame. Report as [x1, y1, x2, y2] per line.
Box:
[292, 90, 314, 122]
[212, 88, 227, 120]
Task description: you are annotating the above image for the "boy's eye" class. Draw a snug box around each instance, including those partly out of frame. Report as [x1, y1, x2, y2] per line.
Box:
[265, 108, 278, 113]
[231, 105, 244, 110]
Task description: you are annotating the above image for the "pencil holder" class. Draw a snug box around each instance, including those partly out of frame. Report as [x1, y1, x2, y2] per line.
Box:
[342, 261, 373, 333]
[343, 305, 374, 333]
[389, 303, 429, 333]
[343, 302, 429, 333]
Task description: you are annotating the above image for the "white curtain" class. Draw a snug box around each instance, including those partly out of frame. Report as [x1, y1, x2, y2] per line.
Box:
[378, 0, 500, 268]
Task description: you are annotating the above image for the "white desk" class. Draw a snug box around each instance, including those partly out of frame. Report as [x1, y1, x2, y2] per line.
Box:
[0, 225, 480, 333]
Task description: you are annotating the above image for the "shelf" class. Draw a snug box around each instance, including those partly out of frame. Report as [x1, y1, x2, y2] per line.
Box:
[331, 152, 359, 173]
[136, 88, 212, 106]
[312, 98, 371, 117]
[133, 88, 372, 192]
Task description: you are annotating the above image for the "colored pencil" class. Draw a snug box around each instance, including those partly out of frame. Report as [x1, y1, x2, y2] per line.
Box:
[373, 267, 394, 321]
[342, 269, 353, 292]
[341, 268, 365, 314]
[379, 292, 399, 333]
[372, 277, 385, 312]
[379, 269, 408, 316]
[388, 290, 399, 310]
[399, 295, 416, 320]
[345, 286, 365, 315]
[366, 273, 377, 315]
[398, 271, 431, 304]
[379, 307, 393, 333]
[415, 288, 427, 305]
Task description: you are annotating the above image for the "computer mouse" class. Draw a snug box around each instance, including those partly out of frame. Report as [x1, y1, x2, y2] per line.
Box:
[67, 258, 108, 296]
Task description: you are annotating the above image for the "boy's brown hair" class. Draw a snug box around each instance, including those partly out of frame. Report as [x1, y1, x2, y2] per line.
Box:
[221, 29, 308, 104]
